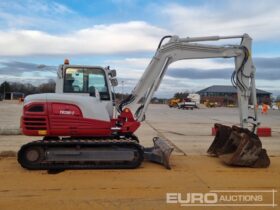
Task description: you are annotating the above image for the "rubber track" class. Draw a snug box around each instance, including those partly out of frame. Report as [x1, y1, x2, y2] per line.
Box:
[17, 138, 144, 170]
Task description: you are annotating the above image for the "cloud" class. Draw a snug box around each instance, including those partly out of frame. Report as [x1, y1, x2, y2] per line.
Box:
[108, 55, 280, 97]
[166, 57, 280, 80]
[0, 1, 280, 57]
[160, 0, 280, 41]
[0, 0, 73, 15]
[253, 57, 280, 69]
[103, 57, 236, 81]
[103, 56, 280, 97]
[0, 0, 279, 96]
[167, 68, 232, 79]
[0, 21, 168, 56]
[0, 56, 278, 83]
[167, 67, 280, 81]
[106, 56, 280, 80]
[107, 57, 235, 70]
[0, 0, 77, 31]
[107, 58, 151, 70]
[0, 57, 279, 97]
[0, 61, 56, 80]
[114, 77, 202, 97]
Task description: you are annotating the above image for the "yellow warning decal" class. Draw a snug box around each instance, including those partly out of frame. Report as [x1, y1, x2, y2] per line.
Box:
[38, 130, 47, 135]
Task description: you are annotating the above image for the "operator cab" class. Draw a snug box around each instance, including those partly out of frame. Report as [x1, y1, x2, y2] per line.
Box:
[55, 59, 118, 102]
[64, 67, 110, 100]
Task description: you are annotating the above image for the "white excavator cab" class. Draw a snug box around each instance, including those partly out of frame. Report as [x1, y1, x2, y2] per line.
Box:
[55, 60, 118, 118]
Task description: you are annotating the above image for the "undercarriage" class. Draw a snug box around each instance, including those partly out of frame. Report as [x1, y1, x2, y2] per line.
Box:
[17, 136, 174, 170]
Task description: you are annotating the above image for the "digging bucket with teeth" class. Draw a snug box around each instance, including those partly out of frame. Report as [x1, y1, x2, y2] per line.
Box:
[207, 123, 270, 168]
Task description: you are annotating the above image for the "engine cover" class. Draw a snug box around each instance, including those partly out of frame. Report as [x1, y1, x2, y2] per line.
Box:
[21, 93, 112, 137]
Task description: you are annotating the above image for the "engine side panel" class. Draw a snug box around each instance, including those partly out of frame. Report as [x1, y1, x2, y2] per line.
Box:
[24, 93, 111, 122]
[21, 102, 112, 137]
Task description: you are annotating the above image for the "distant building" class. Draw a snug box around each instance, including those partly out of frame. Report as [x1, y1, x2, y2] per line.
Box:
[197, 85, 271, 106]
[4, 92, 24, 100]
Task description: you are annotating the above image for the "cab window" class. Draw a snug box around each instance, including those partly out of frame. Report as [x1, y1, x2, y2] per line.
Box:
[64, 67, 110, 100]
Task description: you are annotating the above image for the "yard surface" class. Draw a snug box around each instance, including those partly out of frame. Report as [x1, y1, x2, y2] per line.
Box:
[0, 101, 279, 210]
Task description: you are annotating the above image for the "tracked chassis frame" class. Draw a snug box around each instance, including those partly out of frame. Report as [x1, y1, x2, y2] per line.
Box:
[18, 137, 174, 170]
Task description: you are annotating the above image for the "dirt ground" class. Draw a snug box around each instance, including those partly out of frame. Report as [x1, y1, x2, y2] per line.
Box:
[0, 102, 279, 209]
[0, 156, 279, 210]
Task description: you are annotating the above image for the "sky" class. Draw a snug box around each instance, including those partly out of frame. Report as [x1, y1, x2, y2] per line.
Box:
[0, 0, 279, 97]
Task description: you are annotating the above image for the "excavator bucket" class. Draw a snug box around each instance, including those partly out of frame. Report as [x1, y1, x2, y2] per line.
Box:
[207, 124, 232, 156]
[144, 137, 174, 169]
[207, 123, 270, 168]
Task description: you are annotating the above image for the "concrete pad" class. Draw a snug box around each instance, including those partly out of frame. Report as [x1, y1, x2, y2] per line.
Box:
[0, 135, 37, 152]
[135, 122, 158, 147]
[0, 101, 22, 129]
[145, 105, 280, 156]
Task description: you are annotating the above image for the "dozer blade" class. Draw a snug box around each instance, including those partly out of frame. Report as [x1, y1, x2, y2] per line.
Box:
[207, 124, 270, 168]
[144, 137, 174, 169]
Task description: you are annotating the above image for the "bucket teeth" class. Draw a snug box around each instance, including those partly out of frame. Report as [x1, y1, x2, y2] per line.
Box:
[144, 137, 174, 169]
[208, 123, 270, 168]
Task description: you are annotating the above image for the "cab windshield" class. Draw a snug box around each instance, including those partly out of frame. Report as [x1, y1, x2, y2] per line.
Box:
[64, 67, 110, 100]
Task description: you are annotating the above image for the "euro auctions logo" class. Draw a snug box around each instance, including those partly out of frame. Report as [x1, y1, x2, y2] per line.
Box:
[166, 190, 277, 207]
[167, 192, 218, 204]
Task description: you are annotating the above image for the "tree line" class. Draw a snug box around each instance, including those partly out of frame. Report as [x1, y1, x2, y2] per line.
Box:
[173, 92, 190, 99]
[0, 80, 56, 96]
[0, 81, 168, 103]
[0, 80, 189, 103]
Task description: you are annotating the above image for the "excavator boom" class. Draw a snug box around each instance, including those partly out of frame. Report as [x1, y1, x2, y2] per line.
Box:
[119, 34, 269, 168]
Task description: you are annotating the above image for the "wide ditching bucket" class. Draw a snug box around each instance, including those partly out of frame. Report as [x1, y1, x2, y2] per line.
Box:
[207, 123, 270, 168]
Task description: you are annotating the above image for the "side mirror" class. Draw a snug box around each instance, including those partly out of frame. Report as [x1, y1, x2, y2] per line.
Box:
[110, 78, 118, 87]
[109, 70, 117, 77]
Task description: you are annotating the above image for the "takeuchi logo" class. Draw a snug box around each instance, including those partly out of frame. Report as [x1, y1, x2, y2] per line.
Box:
[59, 110, 75, 115]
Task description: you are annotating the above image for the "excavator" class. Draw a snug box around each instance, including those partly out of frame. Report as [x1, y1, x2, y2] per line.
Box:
[17, 34, 270, 170]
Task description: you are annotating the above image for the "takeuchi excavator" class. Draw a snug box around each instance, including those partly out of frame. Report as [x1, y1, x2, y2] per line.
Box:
[18, 34, 270, 170]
